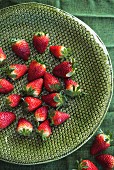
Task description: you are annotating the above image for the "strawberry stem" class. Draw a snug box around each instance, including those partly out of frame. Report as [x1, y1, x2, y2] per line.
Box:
[35, 31, 47, 36]
[11, 38, 21, 44]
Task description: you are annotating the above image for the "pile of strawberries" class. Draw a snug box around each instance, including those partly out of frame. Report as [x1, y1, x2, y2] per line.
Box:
[0, 31, 81, 139]
[1, 32, 113, 169]
[74, 130, 114, 170]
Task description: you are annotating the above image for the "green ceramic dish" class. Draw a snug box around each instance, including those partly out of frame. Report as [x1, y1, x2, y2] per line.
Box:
[0, 2, 113, 165]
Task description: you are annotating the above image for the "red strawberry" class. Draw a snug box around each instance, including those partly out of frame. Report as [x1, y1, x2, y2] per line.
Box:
[0, 47, 7, 64]
[33, 32, 49, 53]
[64, 78, 81, 97]
[11, 38, 30, 61]
[49, 110, 70, 126]
[96, 154, 114, 169]
[44, 72, 61, 92]
[53, 59, 77, 78]
[41, 92, 66, 108]
[6, 94, 21, 108]
[23, 78, 43, 97]
[35, 106, 48, 122]
[23, 96, 42, 112]
[50, 45, 71, 59]
[0, 79, 14, 94]
[90, 130, 112, 155]
[37, 120, 52, 140]
[76, 159, 98, 170]
[17, 118, 33, 136]
[0, 111, 16, 129]
[27, 59, 46, 82]
[7, 64, 28, 80]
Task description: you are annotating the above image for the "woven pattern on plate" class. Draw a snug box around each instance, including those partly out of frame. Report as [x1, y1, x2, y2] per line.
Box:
[0, 3, 112, 164]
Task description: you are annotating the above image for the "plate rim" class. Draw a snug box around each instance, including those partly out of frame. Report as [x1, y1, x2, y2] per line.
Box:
[0, 2, 113, 165]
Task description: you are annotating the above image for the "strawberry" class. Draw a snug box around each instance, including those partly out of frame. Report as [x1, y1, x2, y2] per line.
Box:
[37, 120, 52, 140]
[0, 78, 14, 94]
[64, 78, 81, 97]
[23, 78, 43, 97]
[6, 94, 21, 108]
[90, 130, 112, 155]
[53, 59, 77, 78]
[11, 38, 30, 61]
[50, 45, 71, 59]
[17, 118, 33, 136]
[27, 58, 46, 82]
[96, 154, 114, 169]
[76, 159, 98, 170]
[0, 111, 16, 129]
[0, 47, 7, 64]
[49, 110, 70, 126]
[33, 32, 49, 53]
[35, 106, 48, 122]
[23, 96, 42, 112]
[41, 92, 66, 108]
[44, 72, 61, 92]
[7, 64, 28, 81]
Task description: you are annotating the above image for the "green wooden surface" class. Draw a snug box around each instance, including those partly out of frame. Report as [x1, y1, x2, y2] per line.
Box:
[0, 0, 114, 169]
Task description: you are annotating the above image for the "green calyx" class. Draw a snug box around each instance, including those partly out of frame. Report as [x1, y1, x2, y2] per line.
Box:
[0, 66, 17, 80]
[54, 91, 67, 109]
[98, 129, 113, 143]
[49, 84, 62, 92]
[65, 85, 81, 98]
[75, 160, 88, 170]
[65, 58, 78, 78]
[6, 98, 12, 106]
[38, 130, 48, 141]
[48, 109, 55, 126]
[23, 86, 36, 97]
[61, 47, 72, 59]
[34, 57, 46, 66]
[11, 38, 21, 44]
[19, 128, 32, 136]
[35, 31, 47, 37]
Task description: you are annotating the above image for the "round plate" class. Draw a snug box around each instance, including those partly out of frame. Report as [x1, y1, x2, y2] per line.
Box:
[0, 2, 113, 165]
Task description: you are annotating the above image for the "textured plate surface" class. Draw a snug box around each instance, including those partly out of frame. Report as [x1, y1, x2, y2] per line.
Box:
[0, 2, 113, 165]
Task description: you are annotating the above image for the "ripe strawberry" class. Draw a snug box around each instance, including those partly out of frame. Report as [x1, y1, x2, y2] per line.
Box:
[53, 59, 77, 78]
[23, 96, 42, 112]
[37, 120, 52, 140]
[11, 38, 30, 61]
[27, 59, 46, 82]
[76, 159, 98, 170]
[0, 47, 7, 64]
[33, 32, 49, 53]
[23, 78, 43, 97]
[0, 78, 14, 94]
[6, 94, 21, 108]
[90, 130, 112, 155]
[7, 64, 28, 81]
[49, 110, 70, 126]
[41, 92, 66, 108]
[96, 154, 114, 169]
[0, 111, 16, 129]
[44, 72, 61, 92]
[17, 118, 33, 136]
[64, 78, 81, 97]
[35, 106, 48, 122]
[50, 45, 71, 59]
